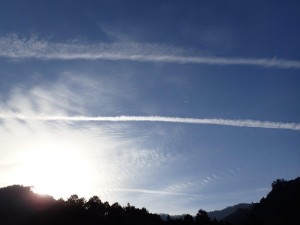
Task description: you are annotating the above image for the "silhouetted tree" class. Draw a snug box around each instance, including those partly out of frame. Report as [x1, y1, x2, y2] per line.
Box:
[66, 194, 86, 207]
[195, 209, 211, 225]
[271, 179, 287, 190]
[183, 214, 194, 225]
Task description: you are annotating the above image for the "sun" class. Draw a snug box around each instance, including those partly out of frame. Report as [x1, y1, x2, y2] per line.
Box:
[18, 139, 94, 199]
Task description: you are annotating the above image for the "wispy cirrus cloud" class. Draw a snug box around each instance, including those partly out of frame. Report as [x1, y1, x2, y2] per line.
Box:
[1, 35, 300, 69]
[0, 114, 299, 131]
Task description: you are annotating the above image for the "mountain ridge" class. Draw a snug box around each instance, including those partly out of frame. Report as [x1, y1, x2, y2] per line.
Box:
[208, 203, 253, 221]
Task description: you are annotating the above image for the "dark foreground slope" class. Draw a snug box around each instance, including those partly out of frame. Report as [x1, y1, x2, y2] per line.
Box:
[0, 177, 299, 225]
[0, 185, 55, 225]
[224, 177, 300, 225]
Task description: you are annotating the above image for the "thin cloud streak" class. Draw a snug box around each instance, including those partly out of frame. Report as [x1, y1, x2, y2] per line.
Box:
[105, 188, 203, 197]
[0, 114, 299, 131]
[50, 54, 300, 69]
[0, 35, 300, 69]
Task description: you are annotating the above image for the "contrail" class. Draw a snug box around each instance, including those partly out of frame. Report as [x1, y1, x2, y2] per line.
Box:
[0, 114, 299, 131]
[42, 54, 300, 69]
[1, 35, 300, 69]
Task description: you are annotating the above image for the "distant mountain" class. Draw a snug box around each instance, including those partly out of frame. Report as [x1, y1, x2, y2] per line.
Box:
[223, 207, 253, 225]
[208, 203, 253, 221]
[160, 203, 252, 222]
[224, 177, 300, 225]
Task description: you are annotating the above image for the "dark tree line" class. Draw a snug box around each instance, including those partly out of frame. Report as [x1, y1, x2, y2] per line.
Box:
[0, 185, 231, 225]
[24, 194, 231, 225]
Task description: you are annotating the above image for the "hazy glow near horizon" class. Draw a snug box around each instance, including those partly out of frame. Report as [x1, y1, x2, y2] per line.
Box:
[1, 122, 96, 199]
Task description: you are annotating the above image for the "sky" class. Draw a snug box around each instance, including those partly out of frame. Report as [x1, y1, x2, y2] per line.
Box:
[0, 0, 300, 215]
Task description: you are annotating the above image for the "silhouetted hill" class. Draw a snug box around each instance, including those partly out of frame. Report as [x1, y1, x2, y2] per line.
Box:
[0, 185, 55, 225]
[208, 203, 253, 221]
[224, 177, 300, 225]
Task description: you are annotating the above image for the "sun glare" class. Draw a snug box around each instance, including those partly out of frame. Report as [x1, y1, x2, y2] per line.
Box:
[19, 139, 94, 199]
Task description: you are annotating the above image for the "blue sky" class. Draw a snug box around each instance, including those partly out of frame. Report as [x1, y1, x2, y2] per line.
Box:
[0, 0, 300, 214]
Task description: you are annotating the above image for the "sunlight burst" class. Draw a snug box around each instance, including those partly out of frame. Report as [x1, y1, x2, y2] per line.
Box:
[18, 139, 94, 199]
